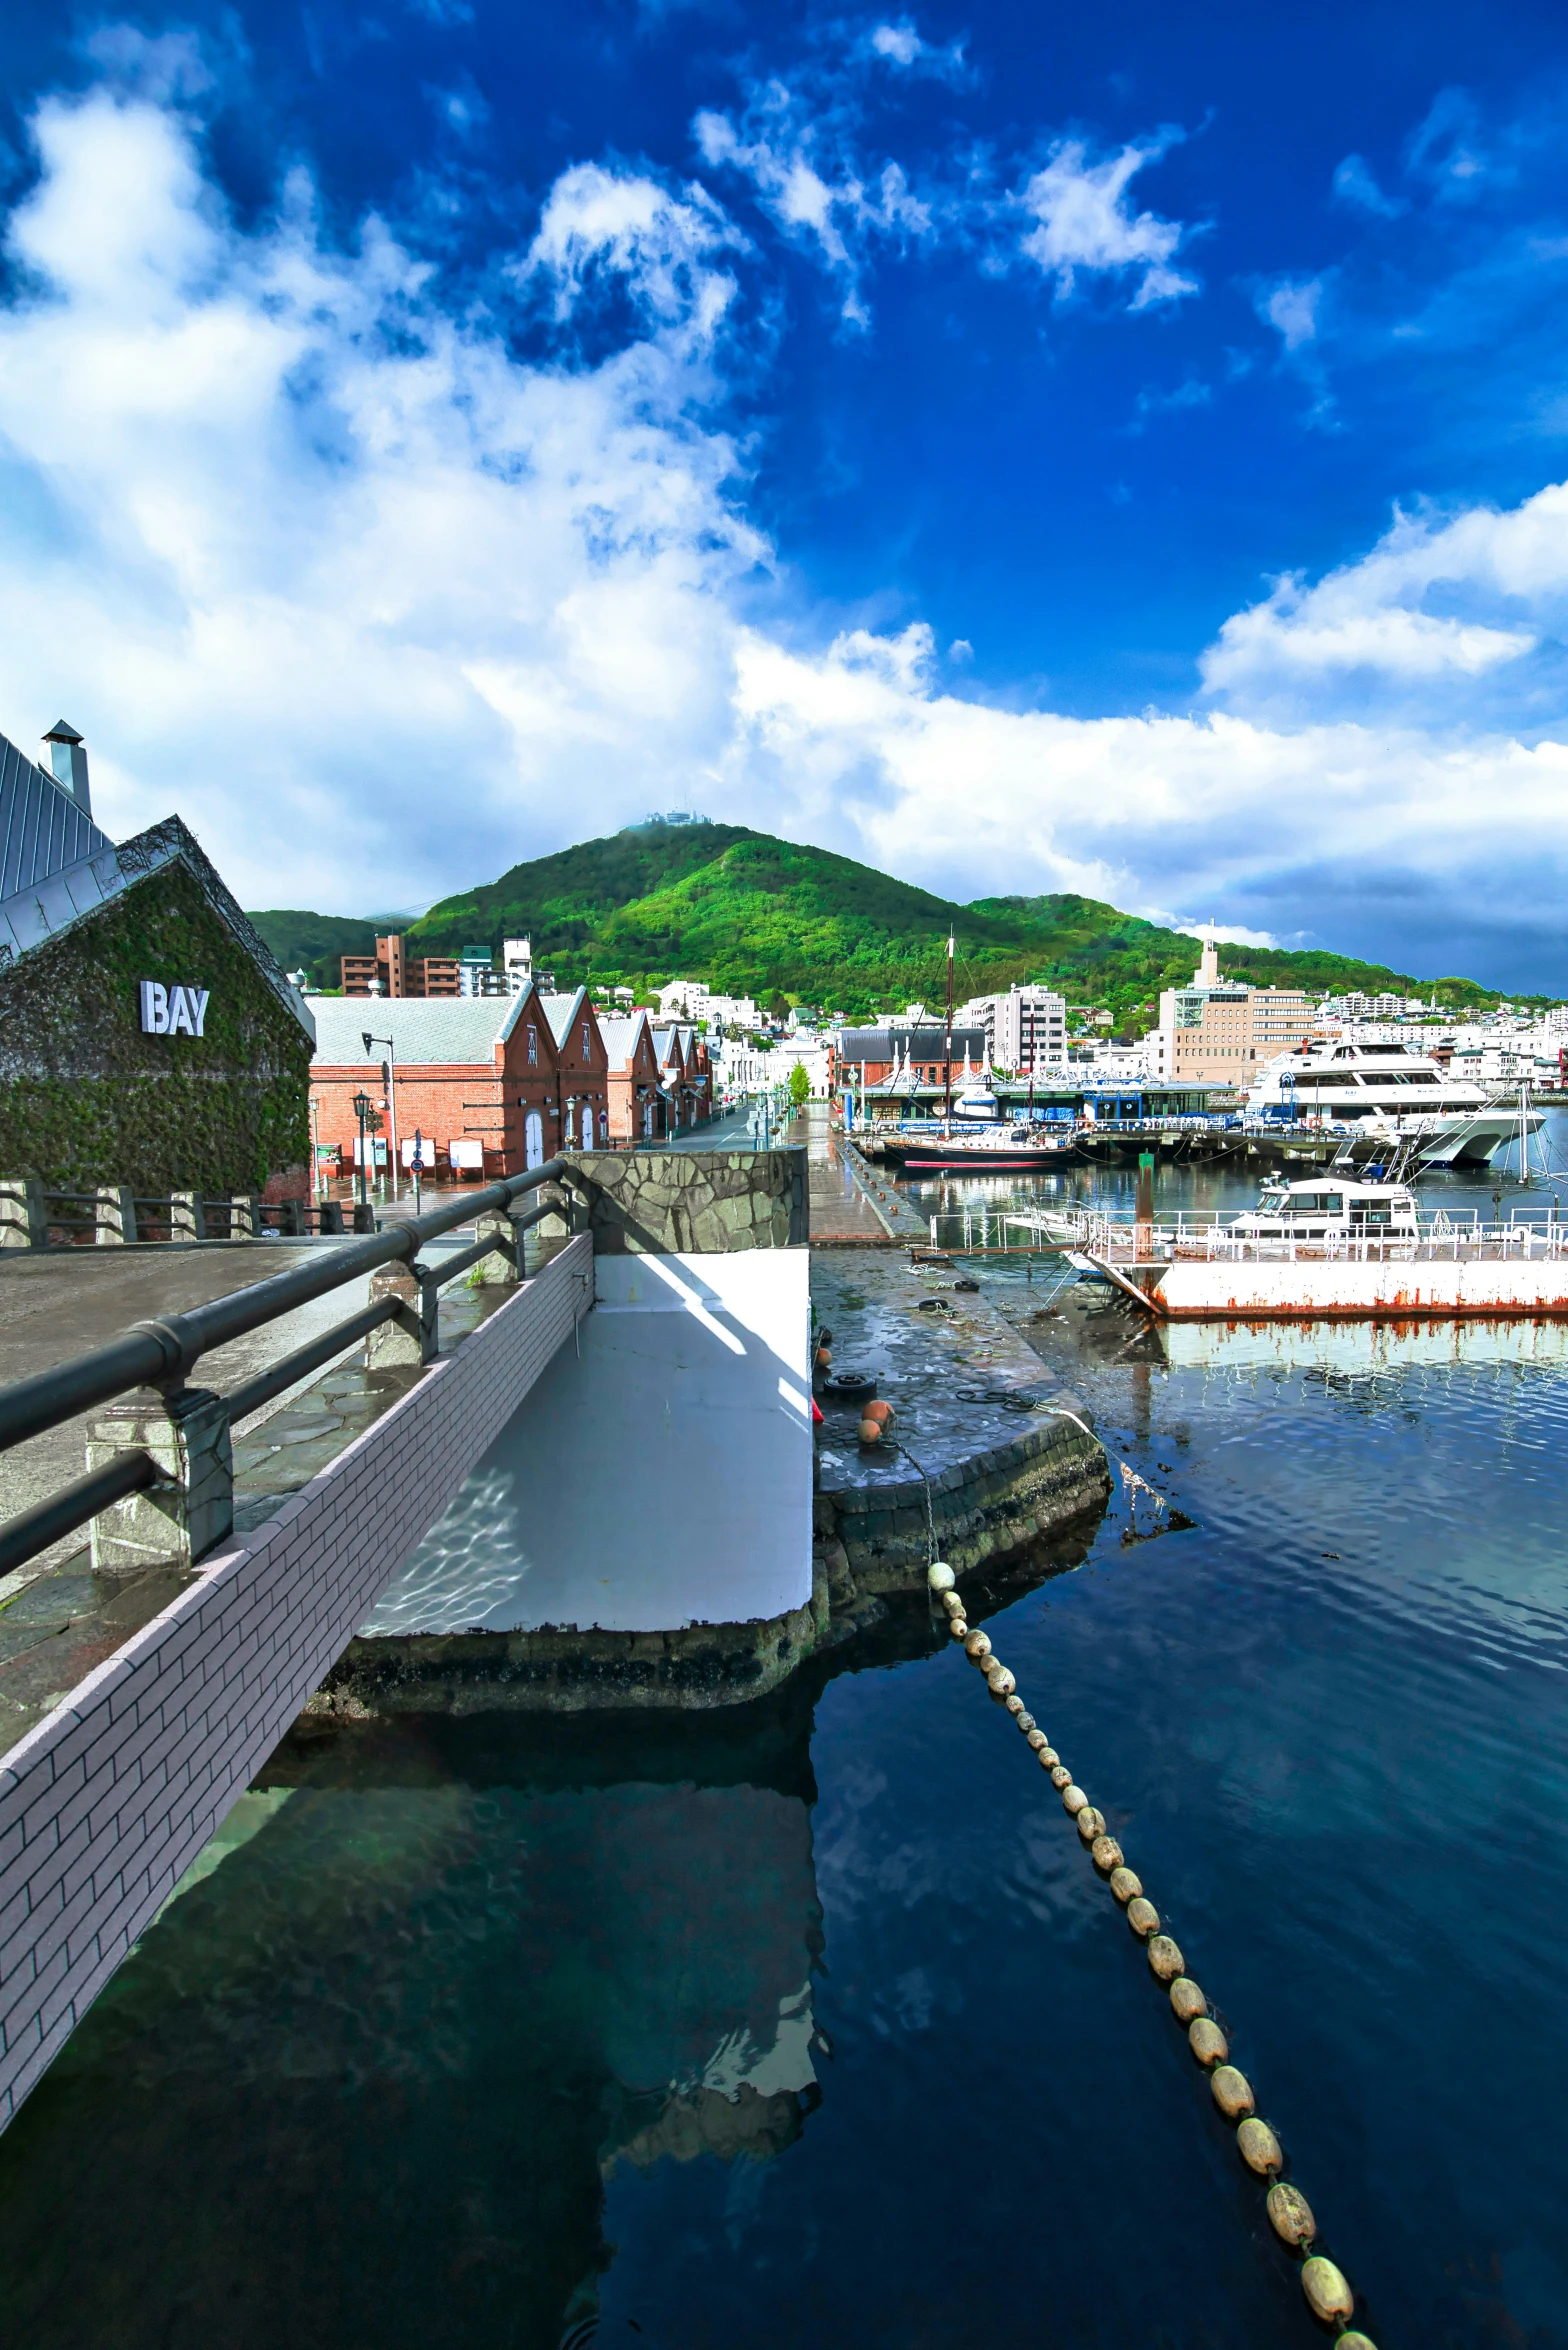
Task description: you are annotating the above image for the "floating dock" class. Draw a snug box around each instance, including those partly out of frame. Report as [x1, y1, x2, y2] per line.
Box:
[1076, 1214, 1568, 1321]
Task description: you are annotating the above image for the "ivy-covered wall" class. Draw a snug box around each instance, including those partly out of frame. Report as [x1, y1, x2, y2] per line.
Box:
[0, 858, 311, 1195]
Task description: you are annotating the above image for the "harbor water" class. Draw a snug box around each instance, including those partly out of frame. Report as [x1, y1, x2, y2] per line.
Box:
[1, 1138, 1567, 2345]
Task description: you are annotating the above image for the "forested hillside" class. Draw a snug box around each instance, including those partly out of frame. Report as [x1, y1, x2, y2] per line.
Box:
[251, 819, 1503, 1019]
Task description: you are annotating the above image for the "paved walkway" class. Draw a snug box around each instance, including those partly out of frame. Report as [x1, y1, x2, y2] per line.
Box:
[780, 1107, 898, 1244]
[0, 1230, 501, 1750]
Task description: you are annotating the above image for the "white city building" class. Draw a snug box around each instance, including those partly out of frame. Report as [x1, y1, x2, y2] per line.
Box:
[954, 985, 1066, 1073]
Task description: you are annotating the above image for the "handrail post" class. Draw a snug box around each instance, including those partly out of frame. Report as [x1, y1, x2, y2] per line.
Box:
[85, 1387, 234, 1572]
[472, 1206, 521, 1285]
[0, 1177, 44, 1250]
[169, 1192, 207, 1243]
[230, 1195, 257, 1240]
[95, 1185, 137, 1246]
[366, 1260, 440, 1367]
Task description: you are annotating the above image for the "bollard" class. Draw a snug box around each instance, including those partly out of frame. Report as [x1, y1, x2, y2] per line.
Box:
[366, 1260, 440, 1368]
[86, 1388, 234, 1572]
[169, 1192, 207, 1243]
[0, 1177, 45, 1249]
[94, 1185, 137, 1245]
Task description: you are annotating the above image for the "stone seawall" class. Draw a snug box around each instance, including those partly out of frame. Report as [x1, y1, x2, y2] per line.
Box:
[565, 1147, 807, 1254]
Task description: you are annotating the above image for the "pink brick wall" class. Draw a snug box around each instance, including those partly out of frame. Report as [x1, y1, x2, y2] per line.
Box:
[0, 1233, 593, 2129]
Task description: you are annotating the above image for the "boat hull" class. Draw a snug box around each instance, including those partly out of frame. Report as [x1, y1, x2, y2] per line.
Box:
[1101, 1256, 1568, 1320]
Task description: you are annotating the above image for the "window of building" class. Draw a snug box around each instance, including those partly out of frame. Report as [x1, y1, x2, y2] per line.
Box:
[528, 1025, 538, 1064]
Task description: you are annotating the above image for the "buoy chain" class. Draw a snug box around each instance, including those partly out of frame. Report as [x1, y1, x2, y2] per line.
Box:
[925, 1558, 1378, 2350]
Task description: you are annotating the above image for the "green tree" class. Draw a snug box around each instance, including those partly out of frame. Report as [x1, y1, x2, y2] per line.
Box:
[788, 1060, 811, 1109]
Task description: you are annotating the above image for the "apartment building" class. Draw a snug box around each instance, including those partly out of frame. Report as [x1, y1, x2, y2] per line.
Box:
[340, 932, 461, 998]
[1153, 937, 1313, 1085]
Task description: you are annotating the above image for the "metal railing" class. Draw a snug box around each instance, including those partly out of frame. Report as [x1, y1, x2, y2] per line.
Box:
[0, 1156, 576, 1580]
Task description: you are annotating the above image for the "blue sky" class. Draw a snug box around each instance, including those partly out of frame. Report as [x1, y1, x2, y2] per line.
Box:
[3, 2, 1568, 984]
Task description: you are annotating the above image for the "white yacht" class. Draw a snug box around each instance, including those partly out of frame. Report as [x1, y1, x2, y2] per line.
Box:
[1229, 1174, 1422, 1246]
[1247, 1040, 1543, 1166]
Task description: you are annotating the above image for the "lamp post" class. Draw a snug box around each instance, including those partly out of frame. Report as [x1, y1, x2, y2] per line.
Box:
[410, 1128, 426, 1216]
[362, 1030, 400, 1196]
[352, 1091, 373, 1210]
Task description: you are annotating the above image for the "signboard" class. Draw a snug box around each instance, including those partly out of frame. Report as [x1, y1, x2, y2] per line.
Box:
[140, 981, 210, 1037]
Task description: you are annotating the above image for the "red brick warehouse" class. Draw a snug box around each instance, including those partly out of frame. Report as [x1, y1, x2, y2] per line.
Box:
[310, 986, 586, 1178]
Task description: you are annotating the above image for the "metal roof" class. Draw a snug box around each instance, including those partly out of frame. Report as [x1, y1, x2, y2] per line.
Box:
[311, 993, 528, 1067]
[0, 727, 113, 901]
[538, 987, 588, 1046]
[597, 1011, 652, 1068]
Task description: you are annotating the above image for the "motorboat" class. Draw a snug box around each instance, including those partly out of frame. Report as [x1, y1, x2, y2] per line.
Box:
[1247, 1040, 1544, 1166]
[1227, 1174, 1422, 1248]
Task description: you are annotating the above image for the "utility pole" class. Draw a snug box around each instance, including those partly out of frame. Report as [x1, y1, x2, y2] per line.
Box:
[943, 932, 955, 1125]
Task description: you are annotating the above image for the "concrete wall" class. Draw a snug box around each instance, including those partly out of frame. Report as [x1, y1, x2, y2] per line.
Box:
[567, 1147, 807, 1254]
[361, 1249, 813, 1638]
[0, 1236, 592, 2130]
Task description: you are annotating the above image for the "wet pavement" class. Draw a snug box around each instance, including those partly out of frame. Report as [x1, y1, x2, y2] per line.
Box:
[811, 1247, 1090, 1500]
[0, 1242, 509, 1752]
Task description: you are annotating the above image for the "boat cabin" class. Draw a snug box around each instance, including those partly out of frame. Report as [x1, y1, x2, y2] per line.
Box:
[1232, 1177, 1421, 1242]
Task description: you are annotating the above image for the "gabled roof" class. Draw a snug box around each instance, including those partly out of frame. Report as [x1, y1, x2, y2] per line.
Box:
[0, 803, 314, 1045]
[539, 987, 588, 1048]
[311, 989, 535, 1068]
[597, 1011, 652, 1069]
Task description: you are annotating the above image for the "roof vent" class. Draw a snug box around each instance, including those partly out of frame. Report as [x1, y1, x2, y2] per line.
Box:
[41, 721, 90, 815]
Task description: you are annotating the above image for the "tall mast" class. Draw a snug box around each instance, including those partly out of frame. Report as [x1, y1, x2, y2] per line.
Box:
[943, 932, 954, 1122]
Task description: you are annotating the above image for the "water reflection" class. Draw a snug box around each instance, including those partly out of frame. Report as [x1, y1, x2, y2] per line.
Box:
[0, 1704, 827, 2349]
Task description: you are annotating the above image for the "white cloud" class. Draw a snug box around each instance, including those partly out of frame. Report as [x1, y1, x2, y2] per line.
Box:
[693, 87, 932, 326]
[0, 90, 765, 909]
[519, 160, 744, 338]
[722, 625, 1568, 957]
[1258, 274, 1324, 350]
[1016, 135, 1198, 309]
[1, 66, 1566, 982]
[1200, 481, 1568, 711]
[864, 19, 969, 81]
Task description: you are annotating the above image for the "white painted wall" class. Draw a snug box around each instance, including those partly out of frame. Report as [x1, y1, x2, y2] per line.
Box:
[363, 1249, 813, 1635]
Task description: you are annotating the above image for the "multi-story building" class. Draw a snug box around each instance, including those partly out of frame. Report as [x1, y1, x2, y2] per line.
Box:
[340, 932, 461, 999]
[984, 985, 1067, 1073]
[1153, 937, 1314, 1086]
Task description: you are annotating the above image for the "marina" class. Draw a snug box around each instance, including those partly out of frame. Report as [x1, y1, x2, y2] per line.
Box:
[2, 1177, 1566, 2346]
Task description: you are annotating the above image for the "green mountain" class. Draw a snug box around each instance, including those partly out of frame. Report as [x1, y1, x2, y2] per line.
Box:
[249, 819, 1511, 1022]
[245, 910, 414, 979]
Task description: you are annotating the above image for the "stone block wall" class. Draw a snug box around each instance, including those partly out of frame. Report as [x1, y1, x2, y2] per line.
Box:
[0, 1235, 592, 2133]
[565, 1147, 807, 1253]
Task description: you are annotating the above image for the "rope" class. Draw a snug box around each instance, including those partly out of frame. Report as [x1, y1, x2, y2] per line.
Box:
[926, 1559, 1377, 2349]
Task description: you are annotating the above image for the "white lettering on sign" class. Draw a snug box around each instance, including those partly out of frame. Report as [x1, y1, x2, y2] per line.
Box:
[139, 982, 210, 1037]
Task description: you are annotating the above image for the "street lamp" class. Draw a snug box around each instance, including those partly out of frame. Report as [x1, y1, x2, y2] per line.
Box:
[352, 1091, 373, 1209]
[362, 1031, 400, 1193]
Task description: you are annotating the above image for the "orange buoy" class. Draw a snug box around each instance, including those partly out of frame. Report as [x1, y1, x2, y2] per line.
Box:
[858, 1418, 882, 1444]
[863, 1398, 894, 1426]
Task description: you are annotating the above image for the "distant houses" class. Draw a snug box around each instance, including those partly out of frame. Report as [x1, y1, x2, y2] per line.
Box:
[309, 992, 717, 1177]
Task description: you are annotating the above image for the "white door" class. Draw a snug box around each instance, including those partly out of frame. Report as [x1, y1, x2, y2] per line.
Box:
[525, 1109, 544, 1168]
[580, 1103, 594, 1148]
